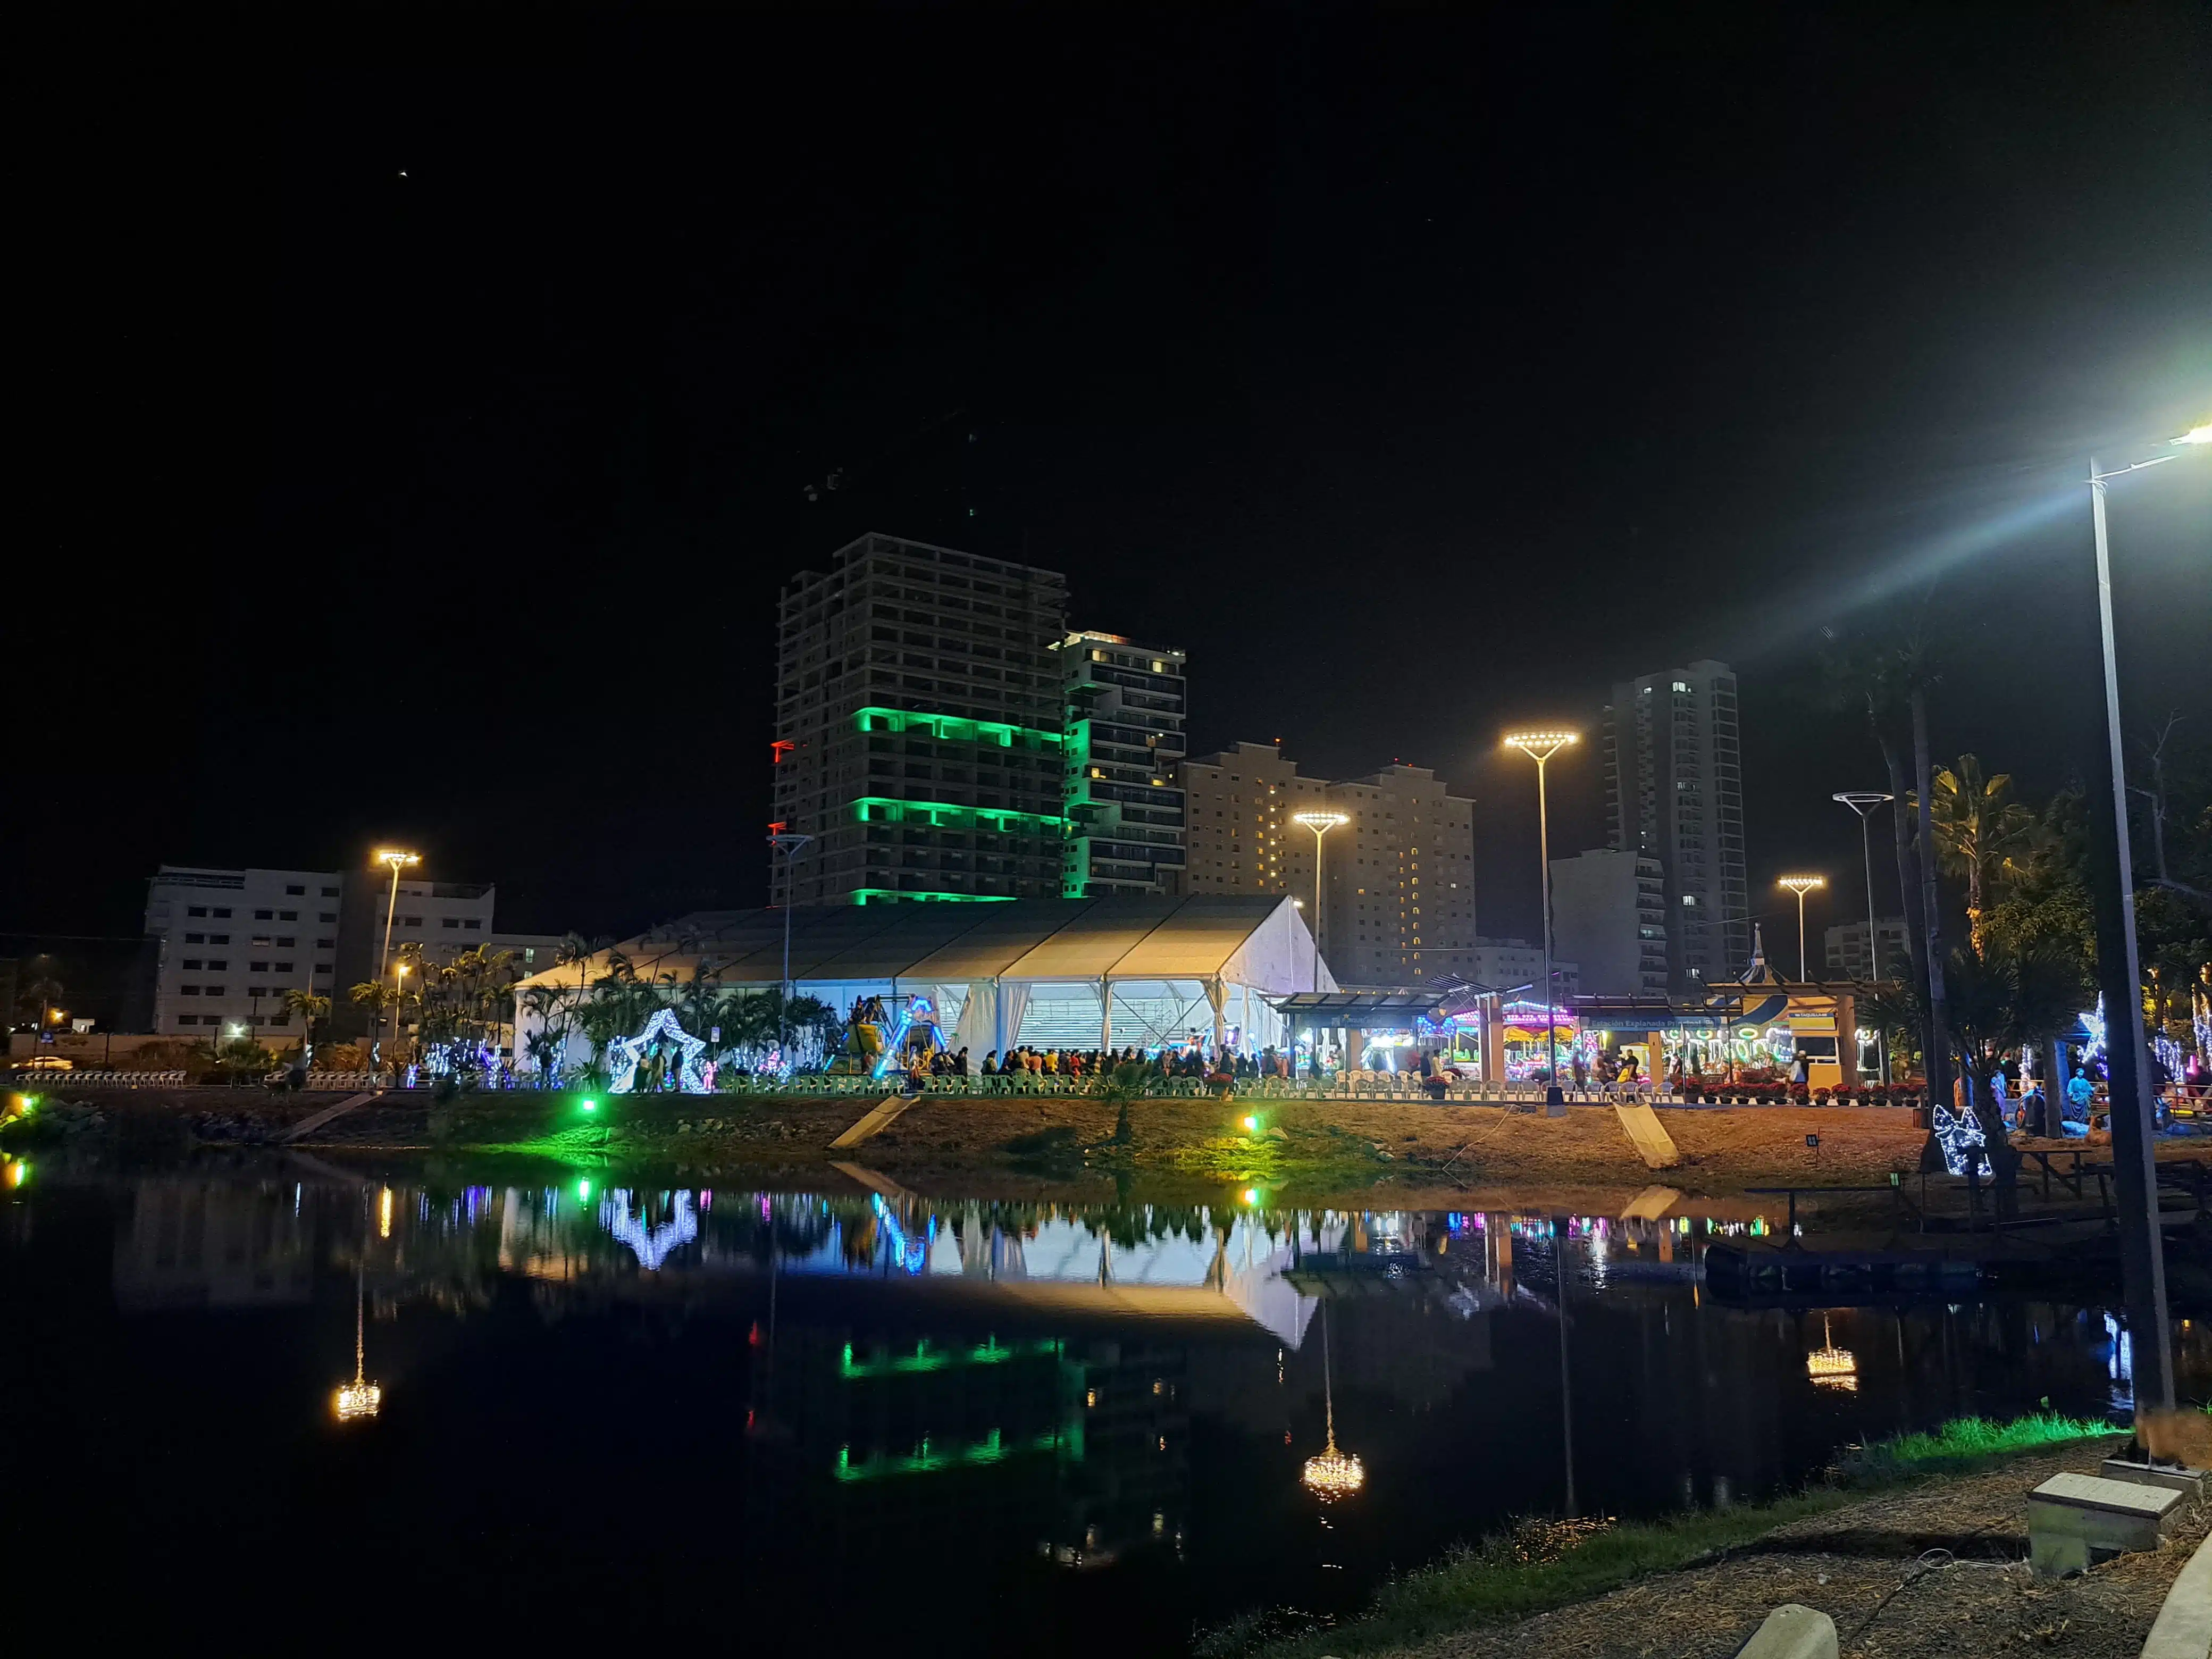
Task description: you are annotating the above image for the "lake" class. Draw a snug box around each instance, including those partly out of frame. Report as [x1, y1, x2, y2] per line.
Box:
[5, 1156, 2203, 1652]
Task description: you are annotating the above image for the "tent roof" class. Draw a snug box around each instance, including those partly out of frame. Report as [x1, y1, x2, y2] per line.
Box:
[514, 895, 1328, 993]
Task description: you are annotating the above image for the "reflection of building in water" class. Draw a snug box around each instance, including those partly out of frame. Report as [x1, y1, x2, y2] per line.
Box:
[113, 1179, 313, 1309]
[748, 1322, 1188, 1571]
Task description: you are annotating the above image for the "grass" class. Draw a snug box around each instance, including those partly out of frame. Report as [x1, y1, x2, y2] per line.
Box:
[1220, 1411, 2117, 1659]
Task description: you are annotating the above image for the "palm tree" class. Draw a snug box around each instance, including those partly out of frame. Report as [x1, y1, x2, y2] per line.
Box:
[1920, 755, 2039, 949]
[281, 987, 332, 1058]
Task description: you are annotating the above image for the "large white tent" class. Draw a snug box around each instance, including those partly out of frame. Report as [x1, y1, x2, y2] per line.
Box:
[512, 895, 1335, 1073]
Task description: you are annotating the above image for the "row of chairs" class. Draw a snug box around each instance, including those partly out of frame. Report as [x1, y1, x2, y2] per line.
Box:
[2, 1069, 190, 1086]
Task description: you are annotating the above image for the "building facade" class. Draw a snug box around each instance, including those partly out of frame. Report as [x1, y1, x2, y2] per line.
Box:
[1178, 743, 1478, 985]
[1464, 940, 1580, 1001]
[1548, 848, 1668, 998]
[771, 533, 1071, 906]
[144, 864, 557, 1039]
[1058, 631, 1188, 898]
[1602, 660, 1749, 990]
[1824, 916, 1909, 982]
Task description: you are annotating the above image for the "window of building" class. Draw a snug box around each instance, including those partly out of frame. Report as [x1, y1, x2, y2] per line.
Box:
[185, 933, 205, 945]
[187, 906, 208, 917]
[274, 962, 293, 974]
[205, 959, 228, 970]
[278, 910, 298, 921]
[176, 1013, 199, 1026]
[464, 918, 481, 930]
[321, 886, 339, 897]
[285, 884, 305, 895]
[250, 962, 267, 974]
[213, 908, 231, 917]
[209, 934, 230, 945]
[319, 912, 337, 923]
[316, 938, 335, 949]
[403, 916, 422, 928]
[442, 918, 460, 929]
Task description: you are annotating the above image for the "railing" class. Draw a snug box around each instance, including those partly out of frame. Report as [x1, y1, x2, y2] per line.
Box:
[1, 1069, 189, 1086]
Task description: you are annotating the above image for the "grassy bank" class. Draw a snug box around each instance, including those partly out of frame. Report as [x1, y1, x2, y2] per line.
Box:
[1209, 1413, 2116, 1659]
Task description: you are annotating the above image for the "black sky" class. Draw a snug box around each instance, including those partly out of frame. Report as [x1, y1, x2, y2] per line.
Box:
[14, 2, 2210, 949]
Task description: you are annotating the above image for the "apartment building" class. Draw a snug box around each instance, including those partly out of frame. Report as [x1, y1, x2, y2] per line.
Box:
[1464, 939, 1580, 1002]
[770, 533, 1071, 905]
[1548, 848, 1668, 998]
[1178, 742, 1478, 984]
[1602, 660, 1750, 990]
[1824, 916, 1910, 982]
[1058, 631, 1188, 898]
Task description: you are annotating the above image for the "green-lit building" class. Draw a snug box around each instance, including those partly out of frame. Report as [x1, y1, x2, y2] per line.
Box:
[773, 534, 1071, 904]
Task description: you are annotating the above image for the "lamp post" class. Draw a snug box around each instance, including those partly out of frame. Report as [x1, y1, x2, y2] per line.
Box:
[1777, 875, 1825, 982]
[1832, 791, 1895, 1085]
[1503, 730, 1580, 1111]
[767, 831, 814, 1071]
[390, 960, 409, 1064]
[373, 849, 421, 990]
[2078, 422, 2208, 1414]
[1293, 811, 1347, 994]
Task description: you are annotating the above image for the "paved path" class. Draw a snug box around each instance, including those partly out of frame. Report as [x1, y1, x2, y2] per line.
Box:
[828, 1095, 917, 1150]
[281, 1091, 382, 1143]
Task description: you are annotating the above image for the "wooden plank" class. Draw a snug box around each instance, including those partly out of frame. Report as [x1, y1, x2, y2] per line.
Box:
[828, 1095, 916, 1150]
[281, 1091, 382, 1143]
[1614, 1100, 1680, 1169]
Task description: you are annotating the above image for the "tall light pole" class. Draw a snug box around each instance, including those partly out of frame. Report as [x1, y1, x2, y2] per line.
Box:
[2080, 422, 2208, 1414]
[768, 831, 814, 1071]
[373, 849, 420, 988]
[1832, 791, 1895, 1084]
[1503, 730, 1579, 1111]
[1777, 875, 1825, 982]
[1293, 811, 1348, 994]
[390, 960, 409, 1064]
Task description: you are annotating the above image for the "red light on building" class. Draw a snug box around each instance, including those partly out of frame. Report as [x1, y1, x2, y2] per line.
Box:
[770, 740, 794, 765]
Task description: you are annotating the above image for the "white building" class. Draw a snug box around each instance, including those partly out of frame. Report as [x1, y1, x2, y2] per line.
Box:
[1549, 849, 1669, 998]
[143, 862, 559, 1040]
[1177, 742, 1478, 985]
[512, 895, 1332, 1077]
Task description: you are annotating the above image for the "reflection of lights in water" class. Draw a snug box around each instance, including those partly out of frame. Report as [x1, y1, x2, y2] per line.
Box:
[334, 1191, 382, 1422]
[1301, 1303, 1365, 1501]
[378, 1186, 392, 1238]
[1806, 1314, 1857, 1392]
[604, 1189, 698, 1270]
[2106, 1312, 2133, 1405]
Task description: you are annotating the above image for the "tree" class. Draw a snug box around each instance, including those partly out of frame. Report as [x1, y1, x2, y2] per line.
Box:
[1921, 755, 2039, 949]
[281, 987, 332, 1056]
[1942, 937, 2093, 1207]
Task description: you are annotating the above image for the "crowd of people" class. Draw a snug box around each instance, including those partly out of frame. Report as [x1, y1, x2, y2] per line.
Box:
[899, 1041, 1317, 1090]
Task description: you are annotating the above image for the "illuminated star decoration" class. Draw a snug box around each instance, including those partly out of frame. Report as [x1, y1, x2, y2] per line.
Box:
[603, 1189, 699, 1270]
[606, 1007, 709, 1094]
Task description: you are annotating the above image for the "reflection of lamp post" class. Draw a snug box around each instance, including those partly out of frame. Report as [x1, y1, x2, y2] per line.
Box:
[1806, 1313, 1857, 1393]
[1778, 876, 1826, 982]
[767, 831, 814, 1070]
[1503, 731, 1580, 1110]
[334, 1192, 382, 1421]
[1832, 792, 1895, 1085]
[1301, 1302, 1363, 1500]
[1292, 811, 1348, 994]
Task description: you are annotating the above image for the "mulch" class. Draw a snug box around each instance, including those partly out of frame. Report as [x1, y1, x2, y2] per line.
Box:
[1369, 1439, 2207, 1659]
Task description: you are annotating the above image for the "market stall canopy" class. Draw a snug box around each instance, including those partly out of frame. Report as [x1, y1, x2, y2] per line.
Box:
[512, 895, 1334, 996]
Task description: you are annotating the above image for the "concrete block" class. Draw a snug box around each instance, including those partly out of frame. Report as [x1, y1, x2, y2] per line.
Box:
[2142, 1530, 2212, 1659]
[2100, 1457, 2208, 1501]
[2027, 1471, 2184, 1578]
[1733, 1603, 1838, 1659]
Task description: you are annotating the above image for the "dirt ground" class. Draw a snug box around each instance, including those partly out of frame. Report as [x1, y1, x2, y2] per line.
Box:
[1372, 1438, 2206, 1659]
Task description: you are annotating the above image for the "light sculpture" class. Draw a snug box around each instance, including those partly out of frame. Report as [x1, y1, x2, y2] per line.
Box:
[606, 1007, 710, 1094]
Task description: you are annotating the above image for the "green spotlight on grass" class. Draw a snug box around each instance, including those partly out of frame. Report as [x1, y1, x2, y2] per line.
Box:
[580, 1099, 598, 1113]
[1241, 1115, 1259, 1133]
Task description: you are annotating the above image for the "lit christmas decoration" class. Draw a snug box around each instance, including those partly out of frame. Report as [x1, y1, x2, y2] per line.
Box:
[1806, 1314, 1857, 1392]
[604, 1188, 699, 1270]
[607, 1008, 710, 1094]
[1930, 1099, 1992, 1178]
[333, 1197, 382, 1422]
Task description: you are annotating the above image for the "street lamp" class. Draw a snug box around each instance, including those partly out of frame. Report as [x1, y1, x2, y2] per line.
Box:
[1292, 811, 1347, 994]
[1777, 876, 1826, 982]
[2079, 420, 2209, 1413]
[390, 960, 409, 1063]
[767, 831, 814, 1071]
[1503, 730, 1580, 1110]
[1832, 791, 1896, 1084]
[373, 849, 421, 989]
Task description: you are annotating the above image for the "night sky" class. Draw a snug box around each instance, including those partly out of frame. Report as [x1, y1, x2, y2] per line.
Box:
[14, 4, 2209, 951]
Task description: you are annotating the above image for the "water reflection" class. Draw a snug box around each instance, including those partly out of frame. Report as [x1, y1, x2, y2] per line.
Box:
[9, 1164, 2205, 1655]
